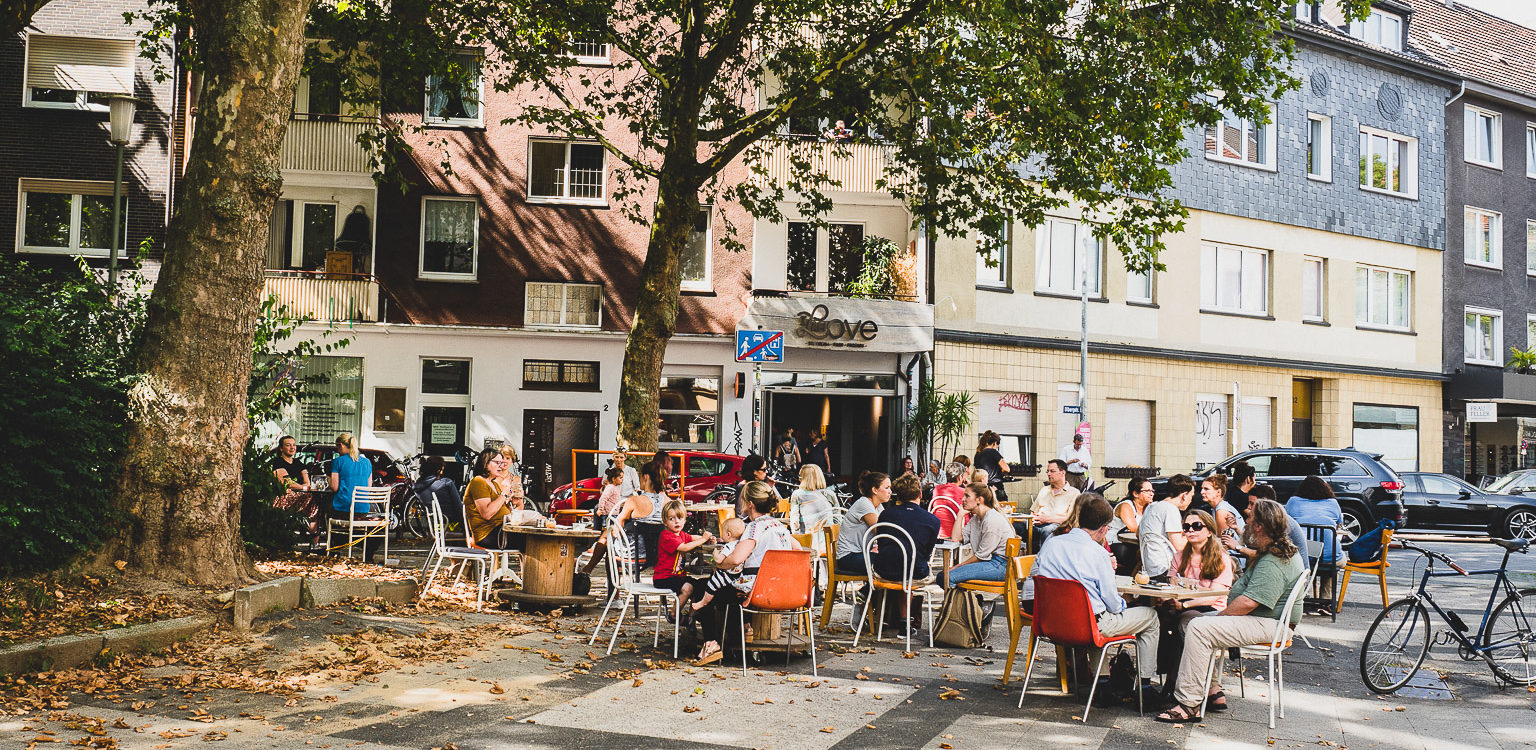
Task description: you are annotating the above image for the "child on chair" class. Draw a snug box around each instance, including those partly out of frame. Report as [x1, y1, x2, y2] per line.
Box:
[690, 517, 747, 614]
[655, 500, 712, 607]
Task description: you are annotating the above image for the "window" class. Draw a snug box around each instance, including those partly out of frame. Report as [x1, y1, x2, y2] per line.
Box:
[826, 223, 865, 293]
[1465, 307, 1503, 365]
[422, 359, 471, 395]
[1302, 256, 1324, 322]
[18, 180, 125, 256]
[522, 360, 600, 391]
[1293, 1, 1313, 22]
[424, 52, 482, 126]
[528, 140, 605, 204]
[658, 375, 719, 449]
[787, 222, 816, 291]
[1349, 7, 1404, 51]
[1527, 314, 1536, 349]
[1527, 124, 1535, 177]
[418, 197, 477, 280]
[1528, 220, 1536, 276]
[976, 220, 1011, 289]
[1267, 453, 1322, 477]
[681, 207, 712, 291]
[1199, 243, 1268, 315]
[293, 201, 337, 269]
[686, 456, 732, 479]
[1352, 404, 1419, 473]
[1034, 217, 1102, 295]
[525, 281, 601, 328]
[1465, 107, 1502, 168]
[1354, 265, 1410, 331]
[294, 53, 342, 119]
[570, 38, 609, 64]
[23, 35, 134, 110]
[1307, 114, 1332, 181]
[1464, 206, 1501, 268]
[1127, 267, 1154, 304]
[1205, 101, 1276, 170]
[1359, 127, 1418, 198]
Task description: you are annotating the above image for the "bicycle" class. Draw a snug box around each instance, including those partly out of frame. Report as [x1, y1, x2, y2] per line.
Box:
[1359, 537, 1536, 693]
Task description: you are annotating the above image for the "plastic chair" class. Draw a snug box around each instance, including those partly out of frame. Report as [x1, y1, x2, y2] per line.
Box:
[420, 499, 492, 610]
[737, 548, 818, 676]
[327, 486, 392, 562]
[1017, 576, 1143, 723]
[854, 522, 934, 652]
[1200, 565, 1313, 729]
[587, 529, 680, 657]
[1337, 526, 1394, 609]
[819, 524, 865, 630]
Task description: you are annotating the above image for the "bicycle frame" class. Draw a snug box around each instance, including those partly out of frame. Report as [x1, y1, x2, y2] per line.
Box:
[1403, 545, 1527, 657]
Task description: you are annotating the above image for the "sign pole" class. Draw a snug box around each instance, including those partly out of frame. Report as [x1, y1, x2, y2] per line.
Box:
[752, 364, 763, 457]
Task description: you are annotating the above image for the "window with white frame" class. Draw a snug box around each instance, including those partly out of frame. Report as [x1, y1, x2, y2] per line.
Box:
[1205, 100, 1276, 170]
[976, 220, 1011, 288]
[1528, 314, 1536, 350]
[1354, 265, 1410, 331]
[1465, 106, 1502, 168]
[1127, 267, 1154, 304]
[1307, 114, 1332, 181]
[17, 179, 125, 256]
[1035, 217, 1102, 295]
[418, 197, 477, 280]
[681, 207, 712, 292]
[1528, 220, 1536, 276]
[1349, 7, 1404, 51]
[1302, 256, 1325, 322]
[424, 52, 482, 126]
[1359, 127, 1418, 198]
[1465, 307, 1503, 365]
[1527, 124, 1535, 177]
[526, 281, 601, 328]
[23, 34, 134, 110]
[1199, 243, 1268, 316]
[1465, 207, 1501, 268]
[528, 140, 605, 204]
[1293, 1, 1313, 22]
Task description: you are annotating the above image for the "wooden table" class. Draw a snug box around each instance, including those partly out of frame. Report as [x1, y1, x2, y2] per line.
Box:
[497, 525, 600, 609]
[688, 503, 735, 534]
[935, 540, 962, 587]
[1115, 575, 1230, 602]
[1010, 513, 1034, 550]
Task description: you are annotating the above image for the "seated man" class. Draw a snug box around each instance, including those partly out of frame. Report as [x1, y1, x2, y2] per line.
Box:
[930, 462, 969, 540]
[1029, 459, 1080, 549]
[1033, 494, 1160, 698]
[413, 455, 462, 526]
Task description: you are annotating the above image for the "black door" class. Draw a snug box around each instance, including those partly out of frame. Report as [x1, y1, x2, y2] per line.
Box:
[522, 410, 600, 505]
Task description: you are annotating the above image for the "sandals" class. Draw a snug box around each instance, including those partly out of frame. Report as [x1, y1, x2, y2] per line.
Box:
[693, 643, 723, 666]
[1155, 703, 1202, 723]
[1205, 691, 1228, 711]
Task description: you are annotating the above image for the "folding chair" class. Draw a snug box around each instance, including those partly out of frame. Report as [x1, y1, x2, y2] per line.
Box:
[419, 499, 492, 610]
[1018, 577, 1143, 723]
[1200, 566, 1313, 729]
[464, 509, 521, 587]
[854, 522, 934, 652]
[738, 548, 818, 676]
[587, 529, 680, 657]
[1337, 526, 1394, 609]
[327, 486, 392, 562]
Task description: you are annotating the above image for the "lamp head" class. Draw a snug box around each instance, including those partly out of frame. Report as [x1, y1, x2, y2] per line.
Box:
[107, 95, 139, 145]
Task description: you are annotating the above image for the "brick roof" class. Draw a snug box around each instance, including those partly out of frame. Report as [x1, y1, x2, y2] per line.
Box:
[1404, 0, 1536, 97]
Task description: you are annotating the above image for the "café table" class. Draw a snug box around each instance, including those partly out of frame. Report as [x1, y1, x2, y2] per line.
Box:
[497, 522, 601, 610]
[1009, 512, 1034, 550]
[1115, 575, 1230, 602]
[935, 540, 963, 587]
[688, 503, 735, 534]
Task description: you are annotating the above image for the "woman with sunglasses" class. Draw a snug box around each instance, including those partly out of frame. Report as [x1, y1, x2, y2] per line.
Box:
[1108, 477, 1155, 574]
[1154, 509, 1236, 701]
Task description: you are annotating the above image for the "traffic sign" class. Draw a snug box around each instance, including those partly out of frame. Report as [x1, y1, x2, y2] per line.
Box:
[735, 329, 784, 363]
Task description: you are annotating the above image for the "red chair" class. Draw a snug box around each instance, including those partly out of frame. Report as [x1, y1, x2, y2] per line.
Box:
[1017, 576, 1143, 722]
[738, 548, 818, 676]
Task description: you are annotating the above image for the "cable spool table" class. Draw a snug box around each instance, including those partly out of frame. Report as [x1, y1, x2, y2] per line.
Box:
[496, 524, 601, 611]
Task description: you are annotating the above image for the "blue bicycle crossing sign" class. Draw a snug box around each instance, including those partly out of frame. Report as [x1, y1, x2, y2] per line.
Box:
[735, 329, 784, 363]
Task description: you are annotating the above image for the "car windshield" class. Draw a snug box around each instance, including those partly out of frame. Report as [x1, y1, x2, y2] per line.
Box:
[1487, 471, 1536, 494]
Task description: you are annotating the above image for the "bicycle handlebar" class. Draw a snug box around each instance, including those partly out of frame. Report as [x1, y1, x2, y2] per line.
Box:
[1398, 541, 1471, 575]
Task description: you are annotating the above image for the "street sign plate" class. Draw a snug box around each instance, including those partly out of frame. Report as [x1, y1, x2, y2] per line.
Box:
[735, 329, 784, 363]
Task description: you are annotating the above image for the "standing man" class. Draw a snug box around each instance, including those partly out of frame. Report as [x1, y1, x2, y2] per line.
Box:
[1030, 459, 1080, 549]
[1139, 474, 1194, 580]
[1059, 433, 1092, 490]
[804, 431, 832, 480]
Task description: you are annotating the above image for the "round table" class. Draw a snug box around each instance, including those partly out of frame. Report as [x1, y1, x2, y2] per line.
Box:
[496, 525, 600, 610]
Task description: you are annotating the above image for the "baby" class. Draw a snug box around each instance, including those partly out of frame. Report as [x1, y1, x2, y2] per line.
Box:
[691, 517, 747, 613]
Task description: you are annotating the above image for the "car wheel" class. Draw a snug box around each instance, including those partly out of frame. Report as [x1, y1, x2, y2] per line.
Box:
[1338, 504, 1367, 545]
[1501, 508, 1536, 541]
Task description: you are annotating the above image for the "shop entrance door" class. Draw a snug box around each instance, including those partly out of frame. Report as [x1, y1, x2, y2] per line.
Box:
[522, 410, 599, 506]
[765, 392, 894, 482]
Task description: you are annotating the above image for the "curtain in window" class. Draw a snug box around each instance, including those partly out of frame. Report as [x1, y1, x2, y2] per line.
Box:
[423, 200, 475, 274]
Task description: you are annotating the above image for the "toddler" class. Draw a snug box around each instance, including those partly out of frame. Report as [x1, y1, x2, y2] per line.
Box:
[595, 466, 626, 523]
[691, 517, 747, 613]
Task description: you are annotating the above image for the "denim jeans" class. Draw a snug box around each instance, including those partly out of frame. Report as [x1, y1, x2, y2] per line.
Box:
[947, 555, 1007, 586]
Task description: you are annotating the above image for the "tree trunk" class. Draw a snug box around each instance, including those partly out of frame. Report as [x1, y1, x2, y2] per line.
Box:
[616, 170, 698, 453]
[101, 0, 313, 586]
[1, 0, 53, 40]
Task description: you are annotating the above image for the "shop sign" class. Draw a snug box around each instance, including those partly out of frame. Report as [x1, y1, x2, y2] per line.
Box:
[740, 296, 933, 353]
[1467, 402, 1498, 423]
[977, 391, 1033, 435]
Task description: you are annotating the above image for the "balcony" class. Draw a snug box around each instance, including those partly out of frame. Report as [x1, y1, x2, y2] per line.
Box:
[756, 139, 903, 194]
[279, 116, 376, 175]
[263, 271, 380, 322]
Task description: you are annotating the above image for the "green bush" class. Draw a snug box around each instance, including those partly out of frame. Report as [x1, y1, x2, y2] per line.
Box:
[0, 259, 145, 574]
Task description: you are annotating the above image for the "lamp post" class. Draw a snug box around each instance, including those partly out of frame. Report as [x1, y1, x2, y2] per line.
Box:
[106, 95, 138, 291]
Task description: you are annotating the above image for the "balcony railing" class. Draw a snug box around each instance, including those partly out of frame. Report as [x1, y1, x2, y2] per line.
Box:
[756, 139, 904, 193]
[280, 116, 376, 174]
[264, 271, 380, 322]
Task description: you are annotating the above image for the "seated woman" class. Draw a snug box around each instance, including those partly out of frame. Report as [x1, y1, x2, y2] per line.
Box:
[1201, 474, 1245, 540]
[615, 461, 670, 569]
[693, 481, 799, 665]
[1155, 509, 1236, 693]
[329, 432, 379, 561]
[464, 449, 539, 551]
[1109, 477, 1154, 574]
[946, 483, 1016, 586]
[1284, 475, 1344, 565]
[834, 471, 889, 577]
[789, 464, 838, 536]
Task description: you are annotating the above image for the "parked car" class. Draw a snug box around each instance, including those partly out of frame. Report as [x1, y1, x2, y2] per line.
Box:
[297, 442, 408, 486]
[1151, 447, 1405, 541]
[1406, 471, 1536, 540]
[547, 450, 748, 523]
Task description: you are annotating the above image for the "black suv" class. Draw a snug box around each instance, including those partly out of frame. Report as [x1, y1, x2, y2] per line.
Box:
[1153, 448, 1405, 541]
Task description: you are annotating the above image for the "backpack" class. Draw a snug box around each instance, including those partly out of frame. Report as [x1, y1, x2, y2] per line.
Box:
[933, 588, 990, 648]
[1348, 518, 1396, 563]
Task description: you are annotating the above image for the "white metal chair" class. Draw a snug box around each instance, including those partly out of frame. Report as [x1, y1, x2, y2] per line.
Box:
[854, 522, 934, 652]
[1200, 565, 1314, 729]
[327, 486, 392, 562]
[587, 528, 680, 657]
[463, 506, 521, 587]
[420, 499, 493, 610]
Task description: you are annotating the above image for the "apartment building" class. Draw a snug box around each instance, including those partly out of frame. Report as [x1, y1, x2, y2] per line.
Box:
[932, 1, 1454, 492]
[2, 0, 177, 270]
[1404, 0, 1536, 480]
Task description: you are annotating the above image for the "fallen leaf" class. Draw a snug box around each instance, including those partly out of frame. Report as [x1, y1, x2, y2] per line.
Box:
[488, 684, 505, 695]
[820, 727, 835, 734]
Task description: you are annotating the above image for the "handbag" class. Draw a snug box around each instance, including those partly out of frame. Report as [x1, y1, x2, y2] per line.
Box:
[933, 588, 988, 649]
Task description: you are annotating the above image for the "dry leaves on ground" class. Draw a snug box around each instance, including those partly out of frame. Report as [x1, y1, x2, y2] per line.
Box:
[253, 552, 416, 582]
[0, 572, 203, 647]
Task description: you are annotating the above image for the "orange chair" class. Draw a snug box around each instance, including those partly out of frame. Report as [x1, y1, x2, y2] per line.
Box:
[1018, 577, 1144, 723]
[738, 548, 818, 676]
[1337, 526, 1395, 608]
[819, 525, 864, 630]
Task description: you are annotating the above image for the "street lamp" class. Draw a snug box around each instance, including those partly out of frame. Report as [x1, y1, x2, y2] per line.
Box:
[106, 95, 138, 291]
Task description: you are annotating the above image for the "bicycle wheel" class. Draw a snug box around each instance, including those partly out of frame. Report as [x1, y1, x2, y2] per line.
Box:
[1483, 588, 1536, 686]
[1360, 598, 1431, 694]
[402, 497, 430, 541]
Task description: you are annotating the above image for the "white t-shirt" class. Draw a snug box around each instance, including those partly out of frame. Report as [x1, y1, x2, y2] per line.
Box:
[1058, 444, 1092, 474]
[1138, 500, 1183, 577]
[836, 497, 878, 559]
[737, 516, 796, 591]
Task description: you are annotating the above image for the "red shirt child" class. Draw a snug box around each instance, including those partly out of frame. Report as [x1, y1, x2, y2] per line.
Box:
[655, 502, 713, 585]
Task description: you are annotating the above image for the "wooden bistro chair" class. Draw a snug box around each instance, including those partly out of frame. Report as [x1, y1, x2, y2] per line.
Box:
[819, 524, 865, 630]
[737, 548, 818, 676]
[1018, 577, 1144, 723]
[327, 486, 392, 562]
[1337, 526, 1395, 609]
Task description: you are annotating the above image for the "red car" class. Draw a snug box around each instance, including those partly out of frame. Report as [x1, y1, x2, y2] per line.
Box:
[547, 450, 748, 524]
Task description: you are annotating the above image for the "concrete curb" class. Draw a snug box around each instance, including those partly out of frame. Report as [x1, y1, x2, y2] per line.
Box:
[0, 615, 215, 675]
[233, 576, 303, 630]
[299, 576, 418, 608]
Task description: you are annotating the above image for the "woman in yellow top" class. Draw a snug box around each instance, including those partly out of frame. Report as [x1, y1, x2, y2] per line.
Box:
[465, 448, 540, 550]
